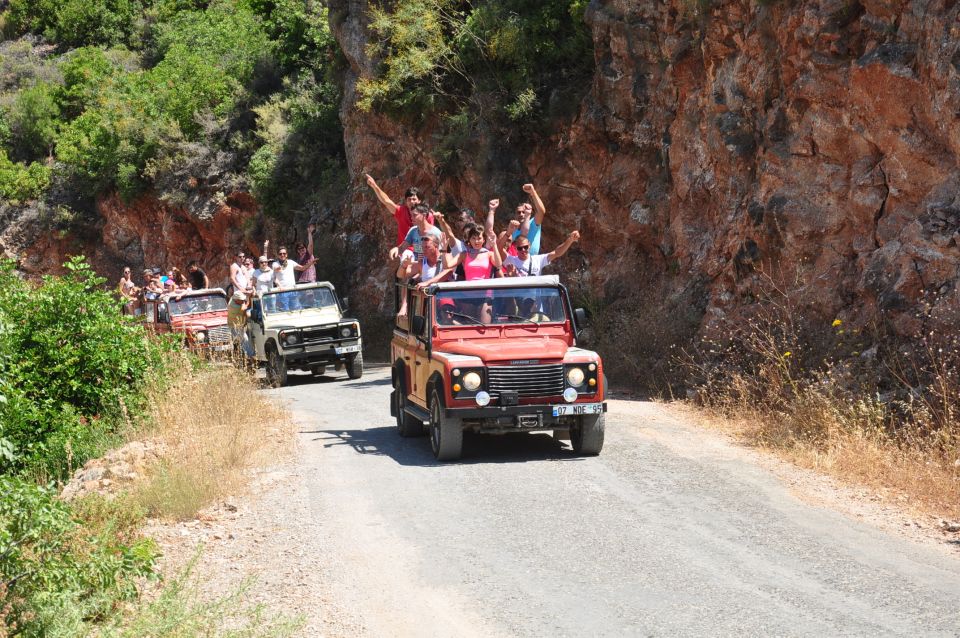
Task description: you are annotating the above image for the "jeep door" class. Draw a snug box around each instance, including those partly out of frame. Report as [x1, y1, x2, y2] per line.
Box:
[411, 293, 433, 408]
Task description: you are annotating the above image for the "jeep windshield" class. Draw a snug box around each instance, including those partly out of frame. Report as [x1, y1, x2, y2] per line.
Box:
[262, 287, 338, 315]
[168, 294, 227, 316]
[435, 286, 566, 326]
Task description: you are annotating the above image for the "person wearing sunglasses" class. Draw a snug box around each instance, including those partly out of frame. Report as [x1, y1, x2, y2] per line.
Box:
[503, 230, 580, 277]
[271, 246, 314, 290]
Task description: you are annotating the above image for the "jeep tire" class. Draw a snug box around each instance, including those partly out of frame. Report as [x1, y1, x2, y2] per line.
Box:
[393, 371, 424, 437]
[570, 413, 604, 456]
[346, 352, 363, 379]
[266, 344, 288, 387]
[429, 388, 463, 461]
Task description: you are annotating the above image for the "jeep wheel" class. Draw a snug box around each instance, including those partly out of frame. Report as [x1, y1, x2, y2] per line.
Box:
[266, 345, 288, 387]
[346, 352, 363, 379]
[393, 372, 424, 437]
[429, 388, 462, 461]
[570, 413, 604, 456]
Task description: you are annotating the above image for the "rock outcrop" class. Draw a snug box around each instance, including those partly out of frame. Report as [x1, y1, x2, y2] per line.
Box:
[3, 191, 262, 288]
[330, 0, 960, 353]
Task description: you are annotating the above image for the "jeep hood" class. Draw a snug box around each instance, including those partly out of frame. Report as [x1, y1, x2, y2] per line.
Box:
[264, 308, 343, 329]
[440, 337, 568, 362]
[172, 315, 228, 330]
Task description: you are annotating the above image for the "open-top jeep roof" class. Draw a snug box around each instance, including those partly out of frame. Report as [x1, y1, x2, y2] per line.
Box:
[427, 274, 560, 291]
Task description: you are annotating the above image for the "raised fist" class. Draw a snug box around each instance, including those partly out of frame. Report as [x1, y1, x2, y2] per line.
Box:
[570, 230, 581, 242]
[508, 219, 521, 231]
[522, 183, 535, 194]
[488, 199, 499, 210]
[307, 223, 316, 234]
[365, 173, 376, 188]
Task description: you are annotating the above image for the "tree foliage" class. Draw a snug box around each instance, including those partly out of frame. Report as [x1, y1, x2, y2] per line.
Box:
[0, 257, 166, 478]
[359, 0, 593, 124]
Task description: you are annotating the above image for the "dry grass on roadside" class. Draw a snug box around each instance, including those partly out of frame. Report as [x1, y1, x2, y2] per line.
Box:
[696, 390, 960, 520]
[680, 278, 960, 521]
[132, 357, 292, 521]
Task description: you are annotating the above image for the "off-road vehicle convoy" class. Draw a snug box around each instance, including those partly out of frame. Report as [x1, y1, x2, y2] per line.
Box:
[140, 288, 232, 352]
[248, 282, 362, 386]
[390, 275, 606, 461]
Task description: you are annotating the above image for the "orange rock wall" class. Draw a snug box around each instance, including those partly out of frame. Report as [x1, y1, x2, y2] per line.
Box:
[331, 0, 960, 338]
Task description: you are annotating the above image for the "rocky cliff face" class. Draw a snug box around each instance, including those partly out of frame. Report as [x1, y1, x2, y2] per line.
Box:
[330, 0, 960, 360]
[2, 192, 262, 288]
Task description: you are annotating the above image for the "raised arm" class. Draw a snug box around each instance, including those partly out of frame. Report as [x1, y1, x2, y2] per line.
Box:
[293, 256, 316, 272]
[546, 230, 580, 262]
[488, 230, 503, 269]
[434, 212, 458, 249]
[497, 220, 520, 260]
[484, 199, 498, 246]
[306, 223, 315, 255]
[396, 253, 417, 279]
[262, 239, 269, 260]
[522, 183, 546, 225]
[365, 173, 398, 215]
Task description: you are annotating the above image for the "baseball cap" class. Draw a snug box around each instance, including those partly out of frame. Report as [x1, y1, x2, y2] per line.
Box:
[439, 298, 455, 307]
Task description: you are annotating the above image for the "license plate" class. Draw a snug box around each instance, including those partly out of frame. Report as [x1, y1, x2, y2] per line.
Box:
[335, 344, 360, 355]
[552, 403, 603, 417]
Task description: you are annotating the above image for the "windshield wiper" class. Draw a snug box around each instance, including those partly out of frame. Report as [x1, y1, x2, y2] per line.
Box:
[449, 312, 484, 325]
[500, 314, 538, 325]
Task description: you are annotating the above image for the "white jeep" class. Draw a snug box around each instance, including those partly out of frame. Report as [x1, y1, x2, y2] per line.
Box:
[247, 282, 363, 386]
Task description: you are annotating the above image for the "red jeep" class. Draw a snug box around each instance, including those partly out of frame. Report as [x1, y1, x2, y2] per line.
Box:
[138, 288, 232, 352]
[390, 275, 607, 461]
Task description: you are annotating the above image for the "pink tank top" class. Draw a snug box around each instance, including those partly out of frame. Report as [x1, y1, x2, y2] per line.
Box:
[463, 248, 494, 280]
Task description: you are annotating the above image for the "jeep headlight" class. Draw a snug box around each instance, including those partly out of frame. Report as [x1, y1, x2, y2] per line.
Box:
[280, 331, 300, 345]
[462, 371, 482, 391]
[340, 326, 351, 337]
[194, 331, 207, 343]
[566, 367, 585, 387]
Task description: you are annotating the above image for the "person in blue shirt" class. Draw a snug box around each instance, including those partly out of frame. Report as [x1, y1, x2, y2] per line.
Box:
[512, 183, 547, 255]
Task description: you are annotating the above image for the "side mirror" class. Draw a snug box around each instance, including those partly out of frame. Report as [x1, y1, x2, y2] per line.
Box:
[341, 296, 350, 312]
[411, 315, 426, 336]
[157, 303, 169, 323]
[574, 307, 587, 338]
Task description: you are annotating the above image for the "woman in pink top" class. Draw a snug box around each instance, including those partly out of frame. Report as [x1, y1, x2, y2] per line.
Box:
[452, 224, 501, 322]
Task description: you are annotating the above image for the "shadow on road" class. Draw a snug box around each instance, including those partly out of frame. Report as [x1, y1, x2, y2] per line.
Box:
[301, 425, 585, 466]
[279, 370, 392, 389]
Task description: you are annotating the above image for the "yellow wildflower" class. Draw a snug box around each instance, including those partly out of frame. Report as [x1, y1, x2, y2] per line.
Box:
[832, 319, 842, 327]
[783, 351, 792, 358]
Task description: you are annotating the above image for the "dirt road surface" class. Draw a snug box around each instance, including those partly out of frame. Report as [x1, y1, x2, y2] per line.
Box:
[159, 364, 960, 636]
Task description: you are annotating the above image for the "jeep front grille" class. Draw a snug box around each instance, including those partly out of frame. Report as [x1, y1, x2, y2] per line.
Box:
[301, 326, 339, 343]
[487, 364, 565, 399]
[208, 325, 231, 345]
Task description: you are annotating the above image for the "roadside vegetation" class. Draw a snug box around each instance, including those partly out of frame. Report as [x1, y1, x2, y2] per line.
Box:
[678, 274, 960, 520]
[0, 0, 345, 219]
[0, 259, 298, 636]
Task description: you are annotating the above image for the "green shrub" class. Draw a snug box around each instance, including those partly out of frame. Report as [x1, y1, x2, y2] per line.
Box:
[4, 0, 146, 48]
[0, 476, 157, 636]
[0, 257, 166, 478]
[0, 149, 51, 201]
[7, 81, 61, 161]
[359, 0, 593, 123]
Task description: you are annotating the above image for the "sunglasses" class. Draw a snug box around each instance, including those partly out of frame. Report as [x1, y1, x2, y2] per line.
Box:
[516, 245, 530, 252]
[279, 252, 288, 256]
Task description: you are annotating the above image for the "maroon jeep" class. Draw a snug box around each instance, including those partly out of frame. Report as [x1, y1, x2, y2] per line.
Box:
[139, 288, 232, 352]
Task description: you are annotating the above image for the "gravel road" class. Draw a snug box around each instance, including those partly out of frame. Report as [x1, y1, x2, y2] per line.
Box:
[189, 364, 960, 636]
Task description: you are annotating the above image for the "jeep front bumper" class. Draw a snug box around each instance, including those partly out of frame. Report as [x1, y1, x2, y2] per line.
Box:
[279, 339, 361, 367]
[446, 402, 607, 434]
